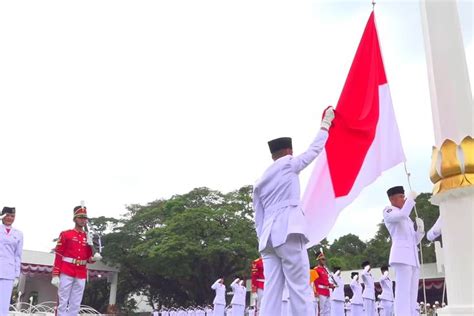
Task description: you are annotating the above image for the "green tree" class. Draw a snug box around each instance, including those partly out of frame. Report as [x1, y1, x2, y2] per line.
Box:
[100, 186, 258, 310]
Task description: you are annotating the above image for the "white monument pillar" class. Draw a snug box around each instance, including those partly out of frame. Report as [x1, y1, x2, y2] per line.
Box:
[420, 0, 474, 315]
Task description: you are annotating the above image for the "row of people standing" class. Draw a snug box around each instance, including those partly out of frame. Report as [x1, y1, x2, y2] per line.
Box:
[312, 251, 393, 316]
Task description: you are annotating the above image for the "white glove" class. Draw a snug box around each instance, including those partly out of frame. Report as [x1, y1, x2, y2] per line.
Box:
[87, 231, 94, 246]
[335, 270, 341, 276]
[0, 214, 5, 220]
[408, 191, 418, 201]
[51, 276, 60, 288]
[416, 217, 425, 233]
[321, 106, 335, 130]
[13, 278, 19, 287]
[352, 274, 358, 281]
[364, 265, 371, 273]
[92, 253, 103, 261]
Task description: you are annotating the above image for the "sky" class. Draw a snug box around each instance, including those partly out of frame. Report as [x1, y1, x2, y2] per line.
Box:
[0, 0, 472, 252]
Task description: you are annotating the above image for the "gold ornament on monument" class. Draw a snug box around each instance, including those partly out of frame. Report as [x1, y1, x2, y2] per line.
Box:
[430, 136, 474, 194]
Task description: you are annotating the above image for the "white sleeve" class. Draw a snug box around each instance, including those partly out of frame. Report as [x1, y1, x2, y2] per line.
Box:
[383, 199, 415, 223]
[427, 216, 442, 241]
[211, 279, 221, 290]
[253, 187, 264, 238]
[15, 231, 23, 278]
[290, 130, 328, 173]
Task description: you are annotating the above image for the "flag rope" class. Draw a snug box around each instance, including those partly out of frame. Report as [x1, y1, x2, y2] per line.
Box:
[403, 162, 428, 308]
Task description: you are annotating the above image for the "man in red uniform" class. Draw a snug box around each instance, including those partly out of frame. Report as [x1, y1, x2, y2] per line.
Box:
[51, 205, 100, 316]
[313, 251, 334, 316]
[251, 257, 264, 315]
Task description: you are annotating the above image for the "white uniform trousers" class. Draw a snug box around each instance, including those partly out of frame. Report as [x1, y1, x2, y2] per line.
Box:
[380, 299, 393, 316]
[317, 295, 330, 316]
[363, 298, 376, 316]
[256, 288, 263, 313]
[213, 303, 225, 316]
[260, 234, 314, 316]
[231, 304, 244, 316]
[350, 304, 363, 316]
[57, 274, 86, 316]
[0, 279, 14, 316]
[330, 300, 344, 316]
[392, 263, 419, 316]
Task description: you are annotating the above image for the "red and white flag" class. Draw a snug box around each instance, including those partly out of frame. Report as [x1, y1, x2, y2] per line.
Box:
[303, 12, 405, 247]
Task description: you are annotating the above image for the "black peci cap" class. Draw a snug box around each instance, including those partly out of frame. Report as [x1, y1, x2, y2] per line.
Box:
[387, 186, 404, 197]
[1, 207, 16, 215]
[268, 137, 292, 154]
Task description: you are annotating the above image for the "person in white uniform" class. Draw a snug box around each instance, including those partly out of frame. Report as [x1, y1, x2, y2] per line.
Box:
[383, 186, 424, 316]
[329, 267, 344, 316]
[0, 207, 23, 316]
[211, 278, 226, 316]
[379, 265, 394, 316]
[253, 107, 335, 316]
[230, 278, 246, 316]
[360, 261, 376, 316]
[349, 273, 363, 316]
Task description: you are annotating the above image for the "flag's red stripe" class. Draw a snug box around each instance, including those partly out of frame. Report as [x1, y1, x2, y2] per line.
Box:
[326, 12, 387, 197]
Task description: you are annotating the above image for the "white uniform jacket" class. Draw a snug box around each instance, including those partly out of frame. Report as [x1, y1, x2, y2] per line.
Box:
[0, 223, 23, 280]
[253, 130, 328, 251]
[361, 270, 375, 300]
[230, 279, 246, 306]
[379, 274, 394, 301]
[383, 198, 424, 267]
[330, 274, 345, 301]
[350, 279, 363, 305]
[211, 279, 226, 305]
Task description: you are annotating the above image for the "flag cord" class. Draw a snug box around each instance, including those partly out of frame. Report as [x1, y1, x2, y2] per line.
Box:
[403, 162, 428, 308]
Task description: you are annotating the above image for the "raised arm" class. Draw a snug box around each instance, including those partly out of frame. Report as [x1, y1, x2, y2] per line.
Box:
[290, 130, 329, 173]
[383, 198, 416, 223]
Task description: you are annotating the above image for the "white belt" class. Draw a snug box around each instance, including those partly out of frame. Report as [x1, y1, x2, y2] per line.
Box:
[256, 279, 264, 282]
[317, 285, 329, 289]
[63, 257, 87, 265]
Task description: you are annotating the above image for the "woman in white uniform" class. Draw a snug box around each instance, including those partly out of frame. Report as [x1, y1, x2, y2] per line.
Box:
[0, 207, 23, 316]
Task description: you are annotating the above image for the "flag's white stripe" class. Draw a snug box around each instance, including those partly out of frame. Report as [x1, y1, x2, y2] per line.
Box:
[303, 84, 405, 247]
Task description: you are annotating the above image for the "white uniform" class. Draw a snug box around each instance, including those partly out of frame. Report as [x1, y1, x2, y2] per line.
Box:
[349, 279, 363, 316]
[330, 274, 345, 316]
[379, 273, 394, 316]
[383, 198, 424, 316]
[427, 216, 442, 241]
[253, 130, 328, 316]
[281, 284, 292, 316]
[0, 223, 23, 316]
[230, 279, 246, 316]
[361, 270, 376, 316]
[211, 279, 226, 316]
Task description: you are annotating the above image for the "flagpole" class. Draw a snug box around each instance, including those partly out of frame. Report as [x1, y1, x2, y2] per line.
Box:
[403, 162, 428, 308]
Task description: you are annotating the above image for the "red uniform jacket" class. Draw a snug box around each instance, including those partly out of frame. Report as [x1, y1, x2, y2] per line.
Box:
[53, 229, 93, 279]
[251, 258, 264, 291]
[314, 266, 331, 297]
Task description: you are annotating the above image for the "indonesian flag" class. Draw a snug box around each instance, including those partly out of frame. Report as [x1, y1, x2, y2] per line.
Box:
[303, 12, 406, 247]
